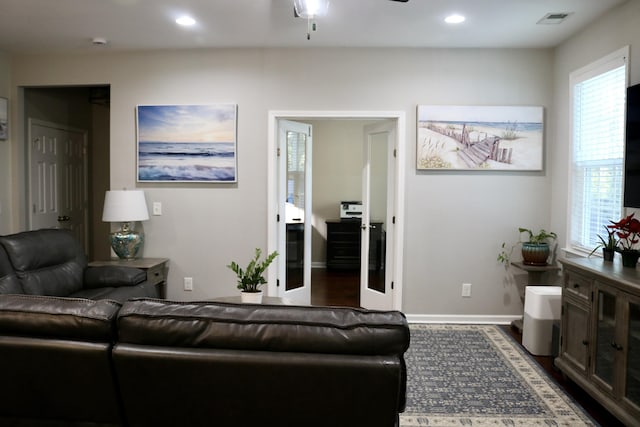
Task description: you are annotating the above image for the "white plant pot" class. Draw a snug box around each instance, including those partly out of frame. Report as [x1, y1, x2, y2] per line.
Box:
[240, 291, 263, 304]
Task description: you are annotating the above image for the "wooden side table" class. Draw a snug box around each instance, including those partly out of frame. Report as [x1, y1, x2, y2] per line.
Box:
[88, 258, 169, 298]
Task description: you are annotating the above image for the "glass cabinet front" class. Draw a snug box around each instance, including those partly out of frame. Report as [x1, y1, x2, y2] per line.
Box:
[594, 287, 617, 391]
[626, 298, 640, 408]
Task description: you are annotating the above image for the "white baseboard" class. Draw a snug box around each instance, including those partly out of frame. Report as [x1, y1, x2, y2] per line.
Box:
[405, 314, 522, 325]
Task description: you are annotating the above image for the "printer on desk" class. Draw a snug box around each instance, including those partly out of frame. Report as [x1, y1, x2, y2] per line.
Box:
[340, 201, 362, 220]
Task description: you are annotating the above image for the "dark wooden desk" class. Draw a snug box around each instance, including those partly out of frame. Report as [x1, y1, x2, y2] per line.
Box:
[325, 220, 384, 271]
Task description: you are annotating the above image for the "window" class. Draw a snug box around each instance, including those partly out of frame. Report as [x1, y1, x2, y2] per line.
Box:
[569, 47, 628, 254]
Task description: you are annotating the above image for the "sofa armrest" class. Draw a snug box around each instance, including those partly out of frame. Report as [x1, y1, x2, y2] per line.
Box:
[84, 266, 146, 289]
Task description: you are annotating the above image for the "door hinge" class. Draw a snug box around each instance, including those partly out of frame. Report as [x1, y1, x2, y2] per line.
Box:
[277, 279, 280, 288]
[277, 147, 281, 156]
[591, 291, 594, 302]
[392, 216, 396, 224]
[391, 281, 394, 290]
[277, 214, 280, 222]
[561, 305, 564, 316]
[393, 148, 397, 158]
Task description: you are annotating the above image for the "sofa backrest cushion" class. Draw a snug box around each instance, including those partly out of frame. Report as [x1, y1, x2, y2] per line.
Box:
[0, 294, 123, 425]
[0, 294, 121, 342]
[0, 229, 87, 296]
[0, 245, 22, 294]
[118, 298, 410, 356]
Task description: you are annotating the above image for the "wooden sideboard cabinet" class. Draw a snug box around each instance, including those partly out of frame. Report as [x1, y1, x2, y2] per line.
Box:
[325, 220, 383, 271]
[556, 257, 640, 426]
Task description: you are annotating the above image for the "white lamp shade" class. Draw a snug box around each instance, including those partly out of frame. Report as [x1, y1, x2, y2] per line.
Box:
[102, 190, 150, 222]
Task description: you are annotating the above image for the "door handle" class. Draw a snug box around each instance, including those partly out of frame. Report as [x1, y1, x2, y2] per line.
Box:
[57, 215, 71, 222]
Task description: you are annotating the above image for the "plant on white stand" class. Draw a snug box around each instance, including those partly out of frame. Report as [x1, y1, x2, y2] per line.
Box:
[227, 248, 278, 304]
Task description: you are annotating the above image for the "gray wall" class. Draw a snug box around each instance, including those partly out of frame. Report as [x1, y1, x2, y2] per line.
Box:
[7, 47, 553, 319]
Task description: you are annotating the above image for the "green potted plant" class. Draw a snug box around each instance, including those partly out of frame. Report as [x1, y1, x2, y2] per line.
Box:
[588, 225, 618, 261]
[227, 248, 278, 303]
[498, 228, 558, 267]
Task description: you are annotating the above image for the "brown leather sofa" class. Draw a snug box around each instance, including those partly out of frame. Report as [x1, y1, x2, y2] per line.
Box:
[0, 229, 161, 302]
[0, 295, 410, 427]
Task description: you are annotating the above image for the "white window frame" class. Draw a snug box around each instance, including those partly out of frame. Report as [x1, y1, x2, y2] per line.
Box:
[567, 46, 629, 256]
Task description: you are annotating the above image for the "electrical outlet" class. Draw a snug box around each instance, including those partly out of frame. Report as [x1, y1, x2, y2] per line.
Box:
[184, 277, 193, 291]
[462, 283, 472, 297]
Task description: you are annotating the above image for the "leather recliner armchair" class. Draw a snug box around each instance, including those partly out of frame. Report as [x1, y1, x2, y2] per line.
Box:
[0, 228, 161, 302]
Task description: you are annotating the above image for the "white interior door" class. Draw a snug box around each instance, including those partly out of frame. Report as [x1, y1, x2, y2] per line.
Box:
[28, 119, 88, 250]
[277, 119, 312, 304]
[360, 120, 396, 310]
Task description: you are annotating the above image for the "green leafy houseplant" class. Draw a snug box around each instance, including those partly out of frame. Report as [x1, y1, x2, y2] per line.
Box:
[498, 228, 558, 266]
[227, 248, 279, 293]
[588, 225, 618, 258]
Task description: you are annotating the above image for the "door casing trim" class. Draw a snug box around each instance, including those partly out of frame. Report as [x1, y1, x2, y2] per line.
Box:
[267, 110, 406, 311]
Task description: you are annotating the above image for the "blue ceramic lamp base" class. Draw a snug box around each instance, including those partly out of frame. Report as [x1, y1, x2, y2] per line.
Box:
[110, 222, 144, 260]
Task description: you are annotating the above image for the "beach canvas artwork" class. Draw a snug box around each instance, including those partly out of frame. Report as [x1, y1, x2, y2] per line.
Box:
[417, 105, 544, 171]
[136, 104, 237, 182]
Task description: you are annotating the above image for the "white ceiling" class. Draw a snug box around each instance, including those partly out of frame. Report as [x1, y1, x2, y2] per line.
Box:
[0, 0, 628, 54]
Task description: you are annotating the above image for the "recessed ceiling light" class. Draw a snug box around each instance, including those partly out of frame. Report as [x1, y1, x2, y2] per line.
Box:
[445, 14, 465, 24]
[176, 16, 196, 26]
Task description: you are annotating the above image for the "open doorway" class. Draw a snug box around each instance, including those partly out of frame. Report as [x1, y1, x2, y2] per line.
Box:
[268, 111, 406, 311]
[23, 86, 110, 260]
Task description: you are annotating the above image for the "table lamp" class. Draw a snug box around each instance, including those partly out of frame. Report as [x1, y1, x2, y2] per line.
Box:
[102, 190, 149, 259]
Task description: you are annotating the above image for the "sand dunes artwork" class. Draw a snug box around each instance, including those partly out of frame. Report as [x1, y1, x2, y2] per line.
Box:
[417, 105, 544, 171]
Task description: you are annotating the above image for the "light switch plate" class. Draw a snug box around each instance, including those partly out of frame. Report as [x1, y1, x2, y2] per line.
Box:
[153, 202, 162, 215]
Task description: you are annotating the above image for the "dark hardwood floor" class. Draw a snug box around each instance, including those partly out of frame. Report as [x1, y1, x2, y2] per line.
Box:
[502, 325, 625, 427]
[311, 268, 361, 307]
[310, 268, 625, 426]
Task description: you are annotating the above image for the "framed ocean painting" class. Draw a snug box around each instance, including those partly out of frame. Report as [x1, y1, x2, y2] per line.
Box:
[416, 105, 544, 171]
[136, 104, 237, 182]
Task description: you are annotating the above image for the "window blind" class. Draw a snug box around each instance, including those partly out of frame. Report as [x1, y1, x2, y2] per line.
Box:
[569, 49, 627, 253]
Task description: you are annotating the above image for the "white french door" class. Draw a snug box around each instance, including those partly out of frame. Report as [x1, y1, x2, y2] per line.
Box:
[360, 120, 396, 310]
[277, 119, 312, 304]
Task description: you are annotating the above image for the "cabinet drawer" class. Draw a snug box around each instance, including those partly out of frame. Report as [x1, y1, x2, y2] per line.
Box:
[145, 264, 166, 286]
[564, 269, 592, 301]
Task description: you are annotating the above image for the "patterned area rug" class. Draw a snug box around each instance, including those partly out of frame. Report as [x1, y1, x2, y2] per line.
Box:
[401, 324, 597, 426]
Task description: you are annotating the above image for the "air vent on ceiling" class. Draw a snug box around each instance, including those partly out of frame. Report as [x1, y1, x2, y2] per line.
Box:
[537, 12, 572, 25]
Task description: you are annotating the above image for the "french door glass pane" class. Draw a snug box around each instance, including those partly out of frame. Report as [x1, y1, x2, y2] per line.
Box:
[367, 133, 387, 293]
[285, 130, 306, 291]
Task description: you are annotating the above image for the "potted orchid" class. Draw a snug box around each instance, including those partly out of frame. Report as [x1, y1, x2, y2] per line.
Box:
[609, 213, 640, 267]
[227, 248, 278, 303]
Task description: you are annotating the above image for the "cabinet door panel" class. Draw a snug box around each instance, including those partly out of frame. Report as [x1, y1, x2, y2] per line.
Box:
[561, 299, 590, 375]
[623, 296, 640, 415]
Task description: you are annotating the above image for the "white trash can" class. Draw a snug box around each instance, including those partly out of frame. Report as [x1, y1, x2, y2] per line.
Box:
[522, 286, 562, 356]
